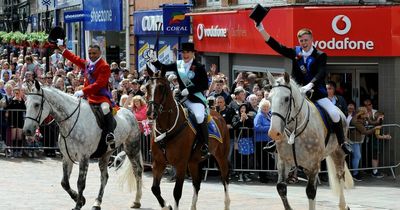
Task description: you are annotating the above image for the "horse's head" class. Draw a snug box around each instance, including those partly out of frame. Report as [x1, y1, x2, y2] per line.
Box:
[22, 80, 51, 136]
[266, 71, 299, 141]
[146, 71, 172, 120]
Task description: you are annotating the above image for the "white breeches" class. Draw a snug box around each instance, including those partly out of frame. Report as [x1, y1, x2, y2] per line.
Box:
[316, 98, 340, 123]
[184, 100, 205, 124]
[101, 102, 111, 114]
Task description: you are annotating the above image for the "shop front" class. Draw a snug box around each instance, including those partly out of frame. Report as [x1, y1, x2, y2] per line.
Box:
[83, 0, 125, 64]
[133, 4, 191, 72]
[192, 5, 400, 123]
[56, 0, 84, 57]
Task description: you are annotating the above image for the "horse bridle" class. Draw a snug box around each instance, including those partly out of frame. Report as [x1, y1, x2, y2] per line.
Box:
[147, 77, 182, 136]
[270, 84, 310, 138]
[147, 77, 169, 119]
[25, 89, 82, 139]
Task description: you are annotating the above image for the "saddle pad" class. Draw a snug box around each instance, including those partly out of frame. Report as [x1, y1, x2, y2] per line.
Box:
[185, 109, 223, 143]
[311, 101, 331, 133]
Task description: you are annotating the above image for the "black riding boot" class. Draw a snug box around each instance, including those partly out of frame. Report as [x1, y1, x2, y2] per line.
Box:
[334, 121, 352, 155]
[197, 121, 210, 159]
[104, 111, 116, 149]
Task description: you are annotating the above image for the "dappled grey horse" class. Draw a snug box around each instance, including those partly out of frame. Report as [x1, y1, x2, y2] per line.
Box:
[266, 72, 353, 210]
[22, 81, 143, 210]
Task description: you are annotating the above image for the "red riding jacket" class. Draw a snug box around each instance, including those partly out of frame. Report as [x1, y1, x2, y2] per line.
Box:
[62, 50, 111, 105]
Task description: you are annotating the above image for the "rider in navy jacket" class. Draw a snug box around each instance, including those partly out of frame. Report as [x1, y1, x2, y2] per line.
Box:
[255, 24, 352, 155]
[151, 42, 210, 158]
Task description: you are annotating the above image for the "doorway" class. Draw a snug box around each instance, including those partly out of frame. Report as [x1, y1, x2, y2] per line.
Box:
[327, 65, 379, 108]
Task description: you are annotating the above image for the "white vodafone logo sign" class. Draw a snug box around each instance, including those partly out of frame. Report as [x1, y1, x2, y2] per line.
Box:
[197, 24, 205, 40]
[314, 15, 374, 50]
[331, 15, 351, 35]
[196, 23, 227, 41]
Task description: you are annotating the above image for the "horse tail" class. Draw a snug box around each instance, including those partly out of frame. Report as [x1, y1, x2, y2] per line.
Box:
[116, 153, 138, 193]
[343, 161, 354, 189]
[326, 155, 342, 196]
[326, 155, 354, 196]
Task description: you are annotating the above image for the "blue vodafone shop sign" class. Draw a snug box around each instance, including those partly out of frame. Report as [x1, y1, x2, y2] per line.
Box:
[83, 0, 122, 31]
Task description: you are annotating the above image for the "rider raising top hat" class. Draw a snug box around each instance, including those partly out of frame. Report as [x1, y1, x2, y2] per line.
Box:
[254, 22, 352, 155]
[150, 42, 211, 158]
[57, 39, 116, 149]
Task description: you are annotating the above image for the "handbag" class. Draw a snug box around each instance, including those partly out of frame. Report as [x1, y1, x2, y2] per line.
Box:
[237, 129, 254, 155]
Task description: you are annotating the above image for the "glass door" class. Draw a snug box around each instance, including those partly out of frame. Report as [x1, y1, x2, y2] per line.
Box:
[327, 65, 378, 108]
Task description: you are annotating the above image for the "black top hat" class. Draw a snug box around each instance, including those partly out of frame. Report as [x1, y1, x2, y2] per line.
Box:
[249, 4, 270, 26]
[48, 26, 66, 44]
[180, 42, 196, 52]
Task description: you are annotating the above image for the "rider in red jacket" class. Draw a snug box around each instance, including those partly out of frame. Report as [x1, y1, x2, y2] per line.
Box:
[58, 41, 115, 147]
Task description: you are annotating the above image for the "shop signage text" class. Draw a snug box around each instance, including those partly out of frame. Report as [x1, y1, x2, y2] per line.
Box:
[83, 0, 122, 31]
[196, 24, 227, 40]
[192, 7, 400, 57]
[134, 8, 191, 35]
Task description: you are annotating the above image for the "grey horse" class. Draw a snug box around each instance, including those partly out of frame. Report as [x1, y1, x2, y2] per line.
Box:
[266, 72, 353, 210]
[22, 81, 143, 210]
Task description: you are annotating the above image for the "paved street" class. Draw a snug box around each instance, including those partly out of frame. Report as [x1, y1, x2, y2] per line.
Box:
[0, 156, 399, 210]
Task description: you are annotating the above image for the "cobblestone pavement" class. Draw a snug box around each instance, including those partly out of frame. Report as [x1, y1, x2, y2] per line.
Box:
[0, 156, 399, 210]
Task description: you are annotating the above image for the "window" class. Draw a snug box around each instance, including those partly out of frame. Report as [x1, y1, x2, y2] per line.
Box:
[207, 0, 221, 7]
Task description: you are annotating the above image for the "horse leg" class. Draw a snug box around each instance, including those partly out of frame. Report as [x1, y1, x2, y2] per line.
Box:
[188, 160, 201, 210]
[125, 139, 144, 209]
[214, 153, 231, 210]
[151, 160, 170, 209]
[305, 172, 318, 210]
[61, 158, 79, 204]
[172, 163, 187, 210]
[276, 158, 293, 210]
[73, 157, 89, 210]
[91, 153, 112, 210]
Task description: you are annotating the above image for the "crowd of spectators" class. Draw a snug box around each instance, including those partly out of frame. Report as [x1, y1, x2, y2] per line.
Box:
[0, 45, 392, 183]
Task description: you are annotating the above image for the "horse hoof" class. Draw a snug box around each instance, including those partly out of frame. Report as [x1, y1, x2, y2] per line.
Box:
[91, 206, 101, 210]
[131, 202, 141, 208]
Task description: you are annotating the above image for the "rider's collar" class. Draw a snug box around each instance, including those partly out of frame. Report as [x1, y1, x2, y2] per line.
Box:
[88, 56, 102, 66]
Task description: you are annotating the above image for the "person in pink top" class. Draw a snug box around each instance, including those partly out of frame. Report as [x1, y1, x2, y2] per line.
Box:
[129, 95, 147, 132]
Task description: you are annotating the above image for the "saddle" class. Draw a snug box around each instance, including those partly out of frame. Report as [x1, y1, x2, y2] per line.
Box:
[310, 101, 334, 145]
[185, 108, 223, 143]
[89, 104, 117, 158]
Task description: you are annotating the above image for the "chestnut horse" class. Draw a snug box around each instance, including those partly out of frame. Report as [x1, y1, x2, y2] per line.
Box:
[146, 72, 230, 210]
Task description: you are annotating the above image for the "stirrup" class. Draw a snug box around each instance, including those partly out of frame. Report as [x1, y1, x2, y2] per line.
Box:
[341, 142, 352, 155]
[200, 144, 210, 159]
[106, 133, 116, 149]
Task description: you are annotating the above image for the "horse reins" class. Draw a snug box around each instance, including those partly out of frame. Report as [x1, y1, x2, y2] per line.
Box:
[148, 78, 183, 141]
[270, 83, 311, 169]
[270, 84, 310, 138]
[25, 89, 82, 164]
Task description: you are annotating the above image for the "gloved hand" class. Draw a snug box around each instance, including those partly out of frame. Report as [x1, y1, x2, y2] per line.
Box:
[148, 50, 158, 63]
[181, 88, 189, 97]
[74, 90, 84, 97]
[299, 83, 314, 94]
[255, 22, 265, 32]
[57, 39, 64, 46]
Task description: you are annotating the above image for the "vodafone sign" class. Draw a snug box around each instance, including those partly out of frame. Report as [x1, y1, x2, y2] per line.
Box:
[196, 24, 228, 40]
[314, 15, 374, 51]
[192, 6, 400, 57]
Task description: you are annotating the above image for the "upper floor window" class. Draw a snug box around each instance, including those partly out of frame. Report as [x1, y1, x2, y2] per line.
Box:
[207, 0, 221, 7]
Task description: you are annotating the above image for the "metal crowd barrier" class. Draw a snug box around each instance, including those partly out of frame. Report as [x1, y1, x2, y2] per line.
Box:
[2, 109, 399, 181]
[346, 124, 400, 179]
